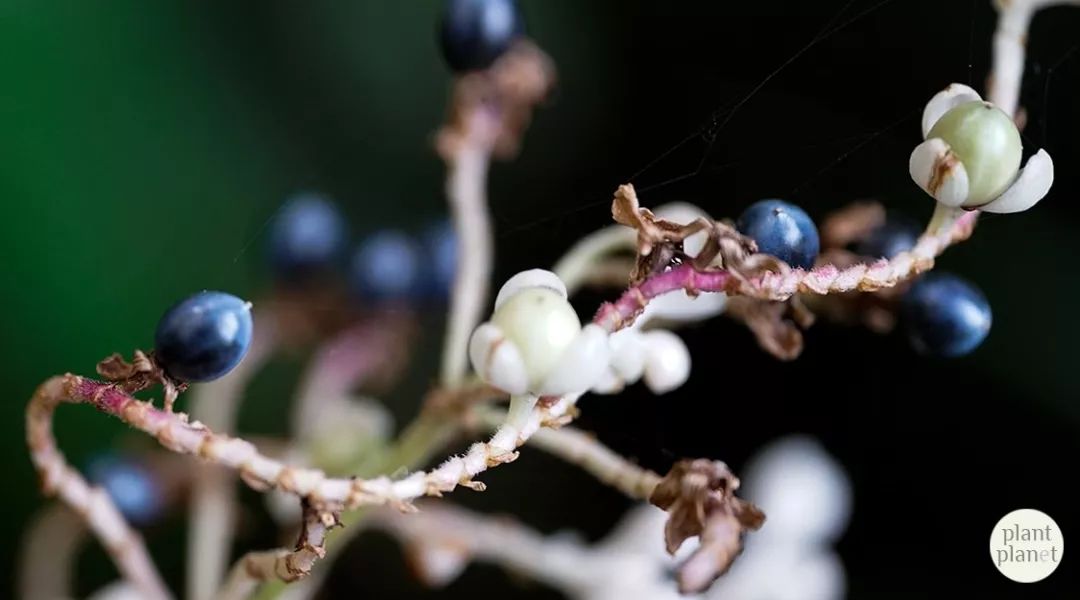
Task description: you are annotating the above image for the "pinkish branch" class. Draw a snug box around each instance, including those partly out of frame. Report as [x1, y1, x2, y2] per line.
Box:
[594, 205, 978, 332]
[26, 377, 171, 600]
[593, 265, 735, 331]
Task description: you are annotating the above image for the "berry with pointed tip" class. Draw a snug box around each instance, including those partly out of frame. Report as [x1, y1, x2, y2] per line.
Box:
[736, 199, 820, 269]
[926, 101, 1022, 207]
[439, 0, 524, 73]
[154, 291, 254, 382]
[857, 214, 922, 260]
[267, 193, 347, 281]
[349, 230, 423, 302]
[901, 272, 991, 357]
[86, 454, 163, 525]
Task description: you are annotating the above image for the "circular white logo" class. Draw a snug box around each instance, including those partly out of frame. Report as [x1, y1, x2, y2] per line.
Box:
[990, 509, 1063, 582]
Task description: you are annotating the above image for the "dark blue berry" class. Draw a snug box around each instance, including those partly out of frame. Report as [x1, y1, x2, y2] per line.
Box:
[349, 231, 423, 302]
[154, 291, 254, 382]
[421, 220, 458, 300]
[440, 0, 524, 73]
[86, 454, 163, 525]
[736, 199, 820, 269]
[901, 272, 991, 358]
[267, 192, 347, 281]
[857, 214, 922, 260]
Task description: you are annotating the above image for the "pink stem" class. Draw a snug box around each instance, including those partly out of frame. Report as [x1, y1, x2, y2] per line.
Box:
[593, 208, 978, 332]
[594, 267, 734, 332]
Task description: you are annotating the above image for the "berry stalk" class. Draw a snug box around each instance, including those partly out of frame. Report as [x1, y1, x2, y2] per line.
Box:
[217, 502, 335, 600]
[439, 129, 494, 387]
[476, 406, 663, 500]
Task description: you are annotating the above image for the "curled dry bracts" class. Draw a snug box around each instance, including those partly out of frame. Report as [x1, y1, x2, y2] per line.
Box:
[649, 459, 766, 594]
[910, 83, 1053, 215]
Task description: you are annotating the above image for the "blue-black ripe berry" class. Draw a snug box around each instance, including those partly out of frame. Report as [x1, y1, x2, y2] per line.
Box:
[857, 214, 922, 260]
[267, 192, 347, 281]
[349, 230, 424, 302]
[440, 0, 524, 73]
[736, 199, 820, 269]
[902, 272, 991, 358]
[421, 219, 458, 301]
[154, 291, 254, 382]
[86, 454, 163, 525]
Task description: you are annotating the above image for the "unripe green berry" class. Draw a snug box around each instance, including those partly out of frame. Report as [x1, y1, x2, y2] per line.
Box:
[926, 101, 1022, 207]
[491, 288, 580, 388]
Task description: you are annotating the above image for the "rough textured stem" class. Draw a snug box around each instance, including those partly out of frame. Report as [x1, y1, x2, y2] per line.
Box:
[440, 117, 494, 387]
[217, 504, 332, 600]
[26, 377, 172, 600]
[739, 209, 977, 300]
[594, 209, 978, 330]
[188, 321, 277, 600]
[28, 375, 584, 521]
[18, 504, 88, 600]
[594, 267, 735, 331]
[479, 408, 662, 500]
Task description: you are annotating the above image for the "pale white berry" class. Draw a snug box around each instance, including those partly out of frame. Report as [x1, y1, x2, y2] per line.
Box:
[490, 287, 582, 388]
[469, 322, 528, 394]
[608, 328, 647, 383]
[641, 330, 691, 394]
[742, 435, 851, 544]
[494, 268, 567, 310]
[911, 83, 1054, 215]
[926, 100, 1022, 207]
[540, 324, 611, 396]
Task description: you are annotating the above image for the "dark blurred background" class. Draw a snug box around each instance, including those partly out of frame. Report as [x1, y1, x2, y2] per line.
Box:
[2, 1, 1079, 598]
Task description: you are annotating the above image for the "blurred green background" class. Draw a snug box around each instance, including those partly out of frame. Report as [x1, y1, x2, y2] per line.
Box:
[2, 1, 1079, 598]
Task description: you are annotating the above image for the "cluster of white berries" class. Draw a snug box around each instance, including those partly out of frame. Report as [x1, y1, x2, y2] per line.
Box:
[468, 269, 694, 397]
[910, 83, 1053, 215]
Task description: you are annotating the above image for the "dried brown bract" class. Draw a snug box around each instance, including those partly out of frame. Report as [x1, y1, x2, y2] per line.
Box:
[650, 459, 765, 595]
[612, 184, 757, 285]
[96, 350, 186, 412]
[436, 40, 556, 162]
[725, 296, 815, 361]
